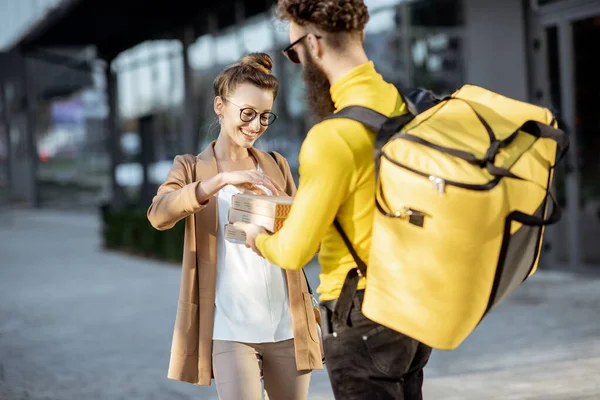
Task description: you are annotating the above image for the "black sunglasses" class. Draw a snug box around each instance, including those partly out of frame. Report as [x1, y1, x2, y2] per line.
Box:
[282, 34, 322, 64]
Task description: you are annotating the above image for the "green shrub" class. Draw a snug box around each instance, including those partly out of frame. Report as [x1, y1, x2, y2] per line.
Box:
[100, 205, 185, 263]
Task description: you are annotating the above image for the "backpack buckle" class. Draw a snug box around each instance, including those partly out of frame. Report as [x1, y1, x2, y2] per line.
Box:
[482, 140, 503, 166]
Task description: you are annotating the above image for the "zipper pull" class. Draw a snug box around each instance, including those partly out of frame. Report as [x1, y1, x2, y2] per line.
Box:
[429, 175, 446, 194]
[393, 206, 411, 218]
[408, 210, 425, 227]
[392, 207, 426, 227]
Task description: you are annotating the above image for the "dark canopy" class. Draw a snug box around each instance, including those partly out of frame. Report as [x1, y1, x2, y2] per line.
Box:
[13, 0, 277, 59]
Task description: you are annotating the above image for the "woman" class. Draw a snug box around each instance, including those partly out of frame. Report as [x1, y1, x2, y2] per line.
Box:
[147, 53, 323, 400]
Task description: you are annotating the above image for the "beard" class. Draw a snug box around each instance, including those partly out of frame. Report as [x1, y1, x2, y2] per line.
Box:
[302, 50, 335, 121]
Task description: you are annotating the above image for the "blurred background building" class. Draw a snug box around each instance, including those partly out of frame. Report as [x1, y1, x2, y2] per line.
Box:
[0, 0, 598, 268]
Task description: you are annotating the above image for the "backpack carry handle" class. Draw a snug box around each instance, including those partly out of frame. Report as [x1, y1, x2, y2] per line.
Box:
[519, 120, 569, 163]
[510, 190, 562, 226]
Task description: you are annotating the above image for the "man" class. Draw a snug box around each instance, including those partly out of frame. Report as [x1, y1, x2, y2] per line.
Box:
[235, 1, 432, 398]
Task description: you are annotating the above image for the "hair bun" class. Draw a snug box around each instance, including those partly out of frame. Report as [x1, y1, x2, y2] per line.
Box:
[240, 53, 273, 75]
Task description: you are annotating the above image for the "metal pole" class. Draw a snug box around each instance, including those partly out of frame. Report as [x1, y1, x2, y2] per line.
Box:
[181, 25, 197, 154]
[557, 20, 581, 268]
[139, 114, 156, 206]
[270, 9, 290, 121]
[22, 60, 40, 208]
[400, 1, 414, 88]
[168, 46, 180, 157]
[526, 7, 560, 268]
[0, 82, 12, 204]
[105, 62, 126, 208]
[208, 13, 219, 65]
[235, 0, 247, 56]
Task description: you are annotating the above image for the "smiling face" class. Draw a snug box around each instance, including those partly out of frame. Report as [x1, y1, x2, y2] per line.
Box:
[215, 82, 275, 149]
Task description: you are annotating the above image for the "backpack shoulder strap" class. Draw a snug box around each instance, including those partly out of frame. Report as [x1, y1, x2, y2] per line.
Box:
[323, 90, 440, 279]
[323, 105, 388, 133]
[333, 219, 368, 276]
[292, 110, 372, 273]
[324, 105, 415, 150]
[321, 107, 389, 275]
[325, 89, 440, 135]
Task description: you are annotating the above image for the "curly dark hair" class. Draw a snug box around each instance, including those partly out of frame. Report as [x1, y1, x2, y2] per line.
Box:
[276, 0, 370, 33]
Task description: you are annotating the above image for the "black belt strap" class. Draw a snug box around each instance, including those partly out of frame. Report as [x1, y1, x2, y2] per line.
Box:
[331, 268, 361, 330]
[330, 219, 368, 330]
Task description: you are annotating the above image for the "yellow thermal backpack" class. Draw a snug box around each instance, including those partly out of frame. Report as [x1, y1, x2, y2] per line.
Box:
[327, 84, 569, 350]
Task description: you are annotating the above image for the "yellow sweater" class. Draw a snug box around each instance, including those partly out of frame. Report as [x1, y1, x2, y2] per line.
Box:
[256, 61, 407, 301]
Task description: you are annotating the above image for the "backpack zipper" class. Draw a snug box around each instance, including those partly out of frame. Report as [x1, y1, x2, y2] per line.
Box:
[429, 176, 446, 193]
[382, 152, 502, 191]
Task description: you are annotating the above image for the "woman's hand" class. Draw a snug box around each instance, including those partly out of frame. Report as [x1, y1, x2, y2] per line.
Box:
[221, 170, 282, 196]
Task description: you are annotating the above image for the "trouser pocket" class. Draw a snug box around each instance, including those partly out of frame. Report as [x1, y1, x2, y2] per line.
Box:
[361, 323, 420, 376]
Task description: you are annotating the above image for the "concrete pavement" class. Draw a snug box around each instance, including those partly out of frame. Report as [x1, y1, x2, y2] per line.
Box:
[1, 209, 599, 399]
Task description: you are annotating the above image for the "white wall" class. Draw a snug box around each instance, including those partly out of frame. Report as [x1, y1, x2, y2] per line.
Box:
[463, 0, 529, 101]
[0, 0, 64, 51]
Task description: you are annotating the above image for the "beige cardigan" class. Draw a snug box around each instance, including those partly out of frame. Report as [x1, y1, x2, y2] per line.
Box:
[147, 142, 323, 386]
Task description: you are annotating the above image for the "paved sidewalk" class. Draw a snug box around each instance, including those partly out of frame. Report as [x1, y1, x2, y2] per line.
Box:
[1, 209, 599, 400]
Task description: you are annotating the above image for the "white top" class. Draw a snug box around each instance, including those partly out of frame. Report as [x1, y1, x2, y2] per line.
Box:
[212, 183, 294, 343]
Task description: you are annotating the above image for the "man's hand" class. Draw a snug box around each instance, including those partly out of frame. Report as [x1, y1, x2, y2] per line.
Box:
[233, 222, 269, 257]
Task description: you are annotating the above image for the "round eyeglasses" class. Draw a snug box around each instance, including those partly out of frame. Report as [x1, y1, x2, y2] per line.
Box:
[223, 98, 277, 126]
